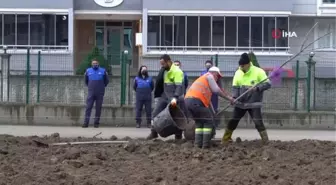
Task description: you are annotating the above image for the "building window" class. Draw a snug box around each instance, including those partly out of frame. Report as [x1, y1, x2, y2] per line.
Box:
[3, 14, 15, 46]
[0, 13, 68, 49]
[322, 0, 336, 4]
[316, 18, 336, 50]
[147, 15, 289, 53]
[0, 14, 2, 45]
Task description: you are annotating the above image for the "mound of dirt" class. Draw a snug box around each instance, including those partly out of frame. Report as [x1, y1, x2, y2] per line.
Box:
[0, 134, 335, 185]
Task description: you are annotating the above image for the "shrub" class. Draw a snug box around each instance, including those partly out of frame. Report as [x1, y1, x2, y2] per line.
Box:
[75, 47, 111, 75]
[248, 52, 260, 68]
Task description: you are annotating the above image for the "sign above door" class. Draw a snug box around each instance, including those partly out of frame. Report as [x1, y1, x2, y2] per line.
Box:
[94, 0, 124, 7]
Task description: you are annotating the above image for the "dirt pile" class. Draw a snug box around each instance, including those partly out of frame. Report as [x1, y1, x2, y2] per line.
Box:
[0, 134, 335, 185]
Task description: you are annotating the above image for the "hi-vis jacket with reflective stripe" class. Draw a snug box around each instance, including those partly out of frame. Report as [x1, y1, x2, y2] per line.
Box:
[232, 63, 271, 109]
[185, 73, 212, 107]
[163, 64, 185, 99]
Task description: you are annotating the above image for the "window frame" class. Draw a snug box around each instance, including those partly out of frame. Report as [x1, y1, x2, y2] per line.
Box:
[314, 18, 336, 51]
[146, 14, 290, 55]
[0, 10, 70, 53]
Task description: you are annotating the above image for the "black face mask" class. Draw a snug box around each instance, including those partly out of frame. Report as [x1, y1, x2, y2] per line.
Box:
[92, 64, 99, 70]
[141, 70, 148, 75]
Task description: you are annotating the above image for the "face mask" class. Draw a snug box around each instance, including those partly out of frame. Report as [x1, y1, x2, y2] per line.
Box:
[205, 64, 212, 69]
[92, 64, 99, 69]
[141, 70, 148, 75]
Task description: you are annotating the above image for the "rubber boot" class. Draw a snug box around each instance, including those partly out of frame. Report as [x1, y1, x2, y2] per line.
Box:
[202, 133, 212, 149]
[259, 130, 269, 143]
[221, 129, 233, 144]
[194, 128, 203, 148]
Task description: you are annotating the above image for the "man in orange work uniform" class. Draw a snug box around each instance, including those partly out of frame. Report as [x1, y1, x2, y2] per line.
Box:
[185, 67, 234, 148]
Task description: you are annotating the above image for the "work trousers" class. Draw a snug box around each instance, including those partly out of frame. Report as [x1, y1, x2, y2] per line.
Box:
[227, 107, 266, 132]
[150, 97, 187, 137]
[185, 98, 215, 148]
[135, 99, 152, 125]
[84, 92, 104, 125]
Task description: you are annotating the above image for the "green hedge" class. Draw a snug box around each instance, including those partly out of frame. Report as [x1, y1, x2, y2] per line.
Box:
[248, 52, 260, 68]
[75, 47, 111, 75]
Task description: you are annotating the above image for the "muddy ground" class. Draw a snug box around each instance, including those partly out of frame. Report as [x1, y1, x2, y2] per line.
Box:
[0, 134, 335, 185]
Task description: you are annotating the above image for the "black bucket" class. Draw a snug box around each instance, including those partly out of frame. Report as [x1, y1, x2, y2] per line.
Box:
[153, 104, 188, 138]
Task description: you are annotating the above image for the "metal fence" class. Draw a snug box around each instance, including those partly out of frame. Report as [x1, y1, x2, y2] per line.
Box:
[0, 48, 335, 112]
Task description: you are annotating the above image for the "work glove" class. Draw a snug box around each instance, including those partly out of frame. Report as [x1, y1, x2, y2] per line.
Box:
[229, 97, 236, 105]
[170, 98, 177, 107]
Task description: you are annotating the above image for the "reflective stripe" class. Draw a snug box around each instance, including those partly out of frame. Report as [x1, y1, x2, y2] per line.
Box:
[203, 128, 213, 134]
[195, 128, 203, 134]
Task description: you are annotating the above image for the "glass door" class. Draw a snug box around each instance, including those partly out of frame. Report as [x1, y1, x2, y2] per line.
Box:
[106, 27, 123, 66]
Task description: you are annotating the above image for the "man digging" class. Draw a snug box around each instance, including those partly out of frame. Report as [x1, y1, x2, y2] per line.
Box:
[222, 53, 271, 144]
[185, 67, 234, 148]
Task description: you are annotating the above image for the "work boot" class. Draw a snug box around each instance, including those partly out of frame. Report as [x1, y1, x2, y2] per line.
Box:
[202, 133, 212, 149]
[136, 121, 141, 128]
[259, 130, 269, 143]
[221, 129, 233, 144]
[175, 134, 182, 140]
[146, 130, 158, 140]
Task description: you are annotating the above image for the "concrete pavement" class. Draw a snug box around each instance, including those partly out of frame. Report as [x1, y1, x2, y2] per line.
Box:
[0, 125, 335, 141]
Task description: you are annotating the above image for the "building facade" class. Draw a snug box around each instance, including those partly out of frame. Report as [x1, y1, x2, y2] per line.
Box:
[0, 0, 335, 76]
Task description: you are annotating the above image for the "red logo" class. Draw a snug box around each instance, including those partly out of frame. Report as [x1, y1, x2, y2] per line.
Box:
[272, 29, 282, 39]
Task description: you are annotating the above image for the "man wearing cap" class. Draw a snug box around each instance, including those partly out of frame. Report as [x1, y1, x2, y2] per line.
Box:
[201, 60, 222, 129]
[185, 67, 234, 148]
[222, 53, 271, 144]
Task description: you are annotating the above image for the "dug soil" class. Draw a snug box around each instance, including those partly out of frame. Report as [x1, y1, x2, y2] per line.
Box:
[0, 134, 335, 185]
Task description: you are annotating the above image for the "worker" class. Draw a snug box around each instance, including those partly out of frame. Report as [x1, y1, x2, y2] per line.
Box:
[222, 53, 271, 143]
[201, 60, 221, 129]
[83, 59, 109, 128]
[185, 66, 234, 148]
[147, 54, 187, 140]
[133, 65, 154, 128]
[174, 60, 189, 95]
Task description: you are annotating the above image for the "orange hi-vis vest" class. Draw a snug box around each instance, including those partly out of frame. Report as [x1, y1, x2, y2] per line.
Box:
[185, 73, 212, 107]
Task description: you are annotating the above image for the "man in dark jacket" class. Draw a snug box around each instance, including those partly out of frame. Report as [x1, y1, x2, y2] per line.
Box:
[83, 59, 109, 128]
[147, 54, 186, 140]
[174, 60, 189, 94]
[133, 65, 154, 128]
[201, 60, 221, 128]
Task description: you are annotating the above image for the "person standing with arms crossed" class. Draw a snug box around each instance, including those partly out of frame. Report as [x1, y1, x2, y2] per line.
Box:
[82, 59, 109, 128]
[147, 54, 186, 140]
[174, 60, 189, 95]
[185, 67, 234, 148]
[222, 53, 271, 143]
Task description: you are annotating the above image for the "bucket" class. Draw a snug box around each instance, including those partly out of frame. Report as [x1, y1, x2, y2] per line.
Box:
[153, 104, 188, 138]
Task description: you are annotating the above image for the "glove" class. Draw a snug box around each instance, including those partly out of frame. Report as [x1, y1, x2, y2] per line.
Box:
[229, 97, 236, 105]
[170, 98, 177, 107]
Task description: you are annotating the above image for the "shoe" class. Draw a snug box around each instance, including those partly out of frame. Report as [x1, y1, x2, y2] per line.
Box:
[147, 124, 151, 128]
[175, 134, 182, 140]
[82, 124, 88, 128]
[259, 130, 269, 144]
[136, 123, 141, 128]
[221, 129, 234, 144]
[93, 123, 99, 128]
[146, 131, 158, 140]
